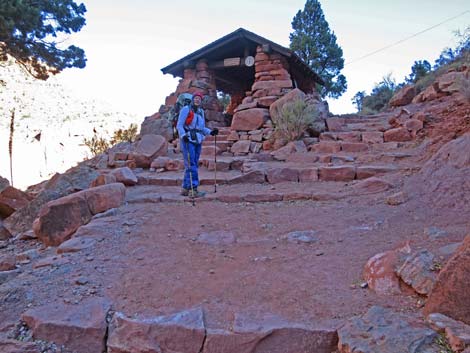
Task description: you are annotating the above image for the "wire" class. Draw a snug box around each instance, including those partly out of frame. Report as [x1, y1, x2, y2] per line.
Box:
[345, 10, 470, 66]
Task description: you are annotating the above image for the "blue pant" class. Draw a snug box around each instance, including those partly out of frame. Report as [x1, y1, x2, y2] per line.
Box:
[181, 141, 201, 189]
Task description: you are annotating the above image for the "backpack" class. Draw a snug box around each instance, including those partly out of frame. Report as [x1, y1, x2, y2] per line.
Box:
[170, 93, 193, 138]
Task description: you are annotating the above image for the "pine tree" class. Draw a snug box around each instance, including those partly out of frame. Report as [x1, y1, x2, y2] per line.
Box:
[0, 0, 87, 80]
[289, 0, 347, 98]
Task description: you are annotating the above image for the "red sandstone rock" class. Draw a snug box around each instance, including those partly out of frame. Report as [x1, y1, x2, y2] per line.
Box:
[84, 183, 126, 215]
[395, 249, 437, 295]
[310, 141, 341, 153]
[384, 127, 413, 142]
[129, 134, 168, 168]
[269, 88, 305, 123]
[340, 142, 368, 153]
[424, 235, 470, 325]
[231, 108, 268, 131]
[0, 186, 31, 218]
[405, 118, 424, 136]
[352, 177, 392, 194]
[107, 308, 205, 353]
[427, 313, 470, 352]
[356, 165, 397, 179]
[266, 167, 299, 183]
[57, 236, 96, 254]
[231, 140, 251, 154]
[319, 166, 356, 181]
[0, 254, 16, 271]
[363, 248, 404, 295]
[90, 174, 117, 187]
[22, 298, 110, 353]
[299, 168, 319, 182]
[361, 131, 384, 144]
[33, 193, 92, 246]
[111, 167, 138, 186]
[389, 85, 416, 106]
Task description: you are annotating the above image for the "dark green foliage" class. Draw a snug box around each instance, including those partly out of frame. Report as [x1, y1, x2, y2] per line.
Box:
[361, 74, 397, 114]
[289, 0, 347, 99]
[351, 91, 365, 112]
[0, 0, 87, 80]
[406, 60, 431, 84]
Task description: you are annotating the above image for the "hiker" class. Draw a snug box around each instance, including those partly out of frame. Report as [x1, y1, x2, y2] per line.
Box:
[177, 92, 218, 197]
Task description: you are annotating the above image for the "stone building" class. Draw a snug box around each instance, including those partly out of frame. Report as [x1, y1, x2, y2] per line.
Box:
[159, 28, 323, 129]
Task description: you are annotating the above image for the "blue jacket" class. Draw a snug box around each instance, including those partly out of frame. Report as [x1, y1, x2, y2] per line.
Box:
[176, 105, 211, 145]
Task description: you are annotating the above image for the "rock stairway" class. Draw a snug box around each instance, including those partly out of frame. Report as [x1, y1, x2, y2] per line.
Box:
[131, 112, 422, 204]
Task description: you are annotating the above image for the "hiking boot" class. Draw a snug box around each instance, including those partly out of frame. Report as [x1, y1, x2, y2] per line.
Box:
[188, 188, 206, 198]
[180, 188, 189, 196]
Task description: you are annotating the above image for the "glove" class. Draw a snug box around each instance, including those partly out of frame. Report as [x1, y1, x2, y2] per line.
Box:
[210, 128, 219, 136]
[182, 135, 189, 143]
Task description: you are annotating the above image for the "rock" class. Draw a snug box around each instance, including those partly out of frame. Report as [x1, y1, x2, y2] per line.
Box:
[363, 244, 411, 295]
[22, 298, 110, 353]
[356, 165, 397, 180]
[107, 307, 205, 353]
[0, 339, 38, 353]
[150, 156, 171, 169]
[269, 88, 306, 120]
[57, 237, 97, 254]
[33, 255, 70, 269]
[227, 170, 266, 184]
[425, 226, 449, 240]
[386, 191, 407, 205]
[3, 165, 99, 235]
[384, 127, 413, 142]
[204, 313, 338, 353]
[252, 80, 293, 92]
[0, 220, 12, 240]
[298, 168, 319, 182]
[310, 141, 341, 153]
[389, 85, 416, 106]
[231, 108, 269, 131]
[424, 235, 470, 325]
[427, 313, 470, 352]
[405, 119, 424, 136]
[231, 140, 251, 154]
[197, 231, 236, 245]
[285, 230, 318, 244]
[33, 193, 92, 246]
[395, 249, 437, 295]
[129, 134, 168, 168]
[84, 183, 126, 215]
[271, 142, 297, 161]
[33, 183, 125, 246]
[361, 131, 384, 144]
[337, 306, 438, 353]
[318, 166, 356, 181]
[110, 167, 138, 186]
[266, 167, 299, 183]
[0, 186, 32, 218]
[0, 176, 9, 192]
[140, 114, 174, 141]
[0, 255, 16, 271]
[340, 142, 368, 153]
[89, 173, 117, 187]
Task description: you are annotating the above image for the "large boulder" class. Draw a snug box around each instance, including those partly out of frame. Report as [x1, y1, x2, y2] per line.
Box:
[33, 183, 126, 246]
[424, 234, 470, 325]
[3, 165, 99, 235]
[0, 186, 32, 218]
[128, 134, 168, 168]
[231, 108, 269, 131]
[140, 114, 173, 141]
[389, 85, 416, 107]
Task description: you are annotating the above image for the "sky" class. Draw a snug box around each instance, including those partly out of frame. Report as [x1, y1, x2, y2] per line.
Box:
[56, 0, 470, 118]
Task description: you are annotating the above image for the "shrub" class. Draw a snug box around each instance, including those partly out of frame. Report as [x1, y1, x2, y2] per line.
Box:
[110, 123, 138, 144]
[273, 99, 318, 142]
[83, 133, 109, 156]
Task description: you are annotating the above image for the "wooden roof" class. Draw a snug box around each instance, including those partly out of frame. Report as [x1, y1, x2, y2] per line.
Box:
[161, 28, 323, 93]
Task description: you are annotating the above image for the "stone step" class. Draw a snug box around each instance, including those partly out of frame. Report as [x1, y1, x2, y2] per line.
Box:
[204, 135, 229, 142]
[136, 163, 399, 186]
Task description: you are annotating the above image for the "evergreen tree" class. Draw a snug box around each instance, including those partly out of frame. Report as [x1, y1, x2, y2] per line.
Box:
[351, 91, 365, 112]
[0, 0, 87, 80]
[289, 0, 347, 98]
[406, 60, 431, 84]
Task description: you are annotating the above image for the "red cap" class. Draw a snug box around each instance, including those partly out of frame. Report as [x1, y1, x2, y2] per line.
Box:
[193, 92, 203, 100]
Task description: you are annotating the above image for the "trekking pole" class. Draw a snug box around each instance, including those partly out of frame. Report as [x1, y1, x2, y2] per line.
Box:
[214, 133, 217, 193]
[186, 141, 195, 206]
